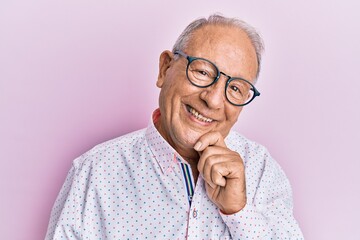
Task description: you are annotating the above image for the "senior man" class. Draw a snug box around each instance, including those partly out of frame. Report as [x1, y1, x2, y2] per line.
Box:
[46, 14, 303, 239]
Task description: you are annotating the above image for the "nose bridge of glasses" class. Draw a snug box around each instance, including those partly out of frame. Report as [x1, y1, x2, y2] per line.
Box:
[215, 71, 233, 87]
[219, 71, 232, 80]
[209, 72, 229, 96]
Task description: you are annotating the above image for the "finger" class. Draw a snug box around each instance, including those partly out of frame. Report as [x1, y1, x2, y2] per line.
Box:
[211, 162, 231, 187]
[194, 131, 226, 151]
[208, 160, 244, 187]
[197, 146, 229, 175]
[200, 154, 229, 188]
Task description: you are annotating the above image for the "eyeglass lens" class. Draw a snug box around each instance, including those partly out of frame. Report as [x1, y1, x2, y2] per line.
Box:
[187, 59, 254, 105]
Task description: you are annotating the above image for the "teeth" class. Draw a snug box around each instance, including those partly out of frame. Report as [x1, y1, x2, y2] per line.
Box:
[189, 107, 214, 123]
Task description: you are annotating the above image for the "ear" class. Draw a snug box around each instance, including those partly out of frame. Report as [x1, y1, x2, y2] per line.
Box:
[156, 50, 173, 88]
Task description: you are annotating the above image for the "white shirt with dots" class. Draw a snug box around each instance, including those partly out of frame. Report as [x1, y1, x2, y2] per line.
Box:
[46, 110, 303, 239]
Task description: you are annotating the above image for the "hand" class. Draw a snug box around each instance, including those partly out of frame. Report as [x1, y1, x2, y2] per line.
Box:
[195, 131, 246, 214]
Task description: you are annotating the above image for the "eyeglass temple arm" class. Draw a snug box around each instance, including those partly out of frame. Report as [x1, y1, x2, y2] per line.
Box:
[174, 50, 188, 59]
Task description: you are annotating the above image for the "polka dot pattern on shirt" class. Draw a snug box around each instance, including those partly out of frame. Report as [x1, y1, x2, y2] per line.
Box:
[46, 112, 303, 239]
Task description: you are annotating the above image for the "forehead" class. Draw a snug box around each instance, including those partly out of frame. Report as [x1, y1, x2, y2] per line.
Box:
[184, 24, 258, 80]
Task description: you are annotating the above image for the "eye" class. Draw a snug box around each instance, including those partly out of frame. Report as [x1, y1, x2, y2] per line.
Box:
[227, 81, 247, 98]
[190, 68, 213, 81]
[197, 70, 209, 76]
[230, 85, 239, 92]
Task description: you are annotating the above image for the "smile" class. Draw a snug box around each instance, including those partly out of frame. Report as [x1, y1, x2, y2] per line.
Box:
[186, 105, 214, 123]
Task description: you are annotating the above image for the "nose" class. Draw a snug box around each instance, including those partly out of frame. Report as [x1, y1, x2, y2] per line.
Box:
[199, 74, 227, 109]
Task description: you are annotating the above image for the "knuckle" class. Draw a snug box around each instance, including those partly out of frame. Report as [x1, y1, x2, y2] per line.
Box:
[211, 174, 220, 183]
[206, 155, 217, 166]
[232, 152, 243, 162]
[211, 169, 224, 185]
[211, 162, 222, 173]
[201, 147, 211, 156]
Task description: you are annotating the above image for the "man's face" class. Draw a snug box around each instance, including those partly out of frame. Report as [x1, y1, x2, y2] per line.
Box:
[156, 24, 258, 158]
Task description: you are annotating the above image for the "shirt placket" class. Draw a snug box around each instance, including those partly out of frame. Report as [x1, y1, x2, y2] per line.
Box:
[176, 155, 205, 240]
[179, 162, 194, 206]
[186, 176, 205, 240]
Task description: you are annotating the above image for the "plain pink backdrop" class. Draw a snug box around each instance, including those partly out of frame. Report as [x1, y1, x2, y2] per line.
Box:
[1, 1, 359, 239]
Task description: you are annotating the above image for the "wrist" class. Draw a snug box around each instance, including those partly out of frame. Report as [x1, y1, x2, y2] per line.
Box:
[219, 201, 246, 215]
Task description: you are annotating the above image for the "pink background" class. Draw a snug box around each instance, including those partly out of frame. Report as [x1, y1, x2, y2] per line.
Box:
[1, 1, 359, 239]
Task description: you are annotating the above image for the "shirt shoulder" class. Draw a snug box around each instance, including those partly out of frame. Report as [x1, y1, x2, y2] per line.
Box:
[225, 131, 284, 181]
[72, 128, 147, 169]
[226, 130, 269, 159]
[226, 131, 294, 207]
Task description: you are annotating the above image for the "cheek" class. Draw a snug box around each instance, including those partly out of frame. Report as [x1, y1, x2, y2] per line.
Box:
[158, 80, 182, 118]
[225, 106, 242, 124]
[162, 78, 195, 103]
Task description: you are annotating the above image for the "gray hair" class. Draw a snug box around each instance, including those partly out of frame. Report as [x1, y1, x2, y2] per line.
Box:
[172, 14, 265, 81]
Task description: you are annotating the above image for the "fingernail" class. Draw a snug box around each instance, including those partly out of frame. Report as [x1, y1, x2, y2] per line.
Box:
[194, 141, 202, 151]
[219, 178, 226, 187]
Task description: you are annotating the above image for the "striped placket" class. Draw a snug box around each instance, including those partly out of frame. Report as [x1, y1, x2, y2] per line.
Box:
[176, 155, 195, 206]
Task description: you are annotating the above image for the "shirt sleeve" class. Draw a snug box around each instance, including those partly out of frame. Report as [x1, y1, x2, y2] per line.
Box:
[45, 162, 82, 240]
[220, 152, 304, 239]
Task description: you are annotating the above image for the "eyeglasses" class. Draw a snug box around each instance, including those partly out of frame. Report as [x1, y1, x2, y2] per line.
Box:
[174, 50, 260, 106]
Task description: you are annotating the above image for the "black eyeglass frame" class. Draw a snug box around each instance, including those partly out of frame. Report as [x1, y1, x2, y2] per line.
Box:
[174, 50, 260, 106]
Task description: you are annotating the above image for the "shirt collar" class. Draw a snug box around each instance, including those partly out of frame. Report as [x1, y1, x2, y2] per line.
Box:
[145, 109, 179, 175]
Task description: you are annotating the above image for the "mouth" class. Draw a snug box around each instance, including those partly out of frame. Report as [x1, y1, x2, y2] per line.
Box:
[185, 105, 214, 123]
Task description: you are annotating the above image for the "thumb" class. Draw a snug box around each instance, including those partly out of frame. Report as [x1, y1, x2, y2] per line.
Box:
[194, 132, 226, 152]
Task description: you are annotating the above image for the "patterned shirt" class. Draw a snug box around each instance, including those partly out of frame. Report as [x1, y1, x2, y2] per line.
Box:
[46, 111, 303, 239]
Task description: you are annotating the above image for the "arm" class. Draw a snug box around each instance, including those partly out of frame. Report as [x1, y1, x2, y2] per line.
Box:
[195, 132, 303, 239]
[45, 163, 82, 240]
[220, 153, 303, 239]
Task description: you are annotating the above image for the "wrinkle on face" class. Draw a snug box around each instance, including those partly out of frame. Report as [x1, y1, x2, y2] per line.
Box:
[155, 24, 259, 160]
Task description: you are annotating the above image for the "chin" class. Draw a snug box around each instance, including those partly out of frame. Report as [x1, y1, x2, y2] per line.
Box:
[169, 123, 194, 146]
[177, 128, 206, 148]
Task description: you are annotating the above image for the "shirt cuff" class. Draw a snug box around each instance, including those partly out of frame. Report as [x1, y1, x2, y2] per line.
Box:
[219, 204, 268, 239]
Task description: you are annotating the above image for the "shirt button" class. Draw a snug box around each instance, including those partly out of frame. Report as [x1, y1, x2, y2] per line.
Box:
[192, 208, 198, 218]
